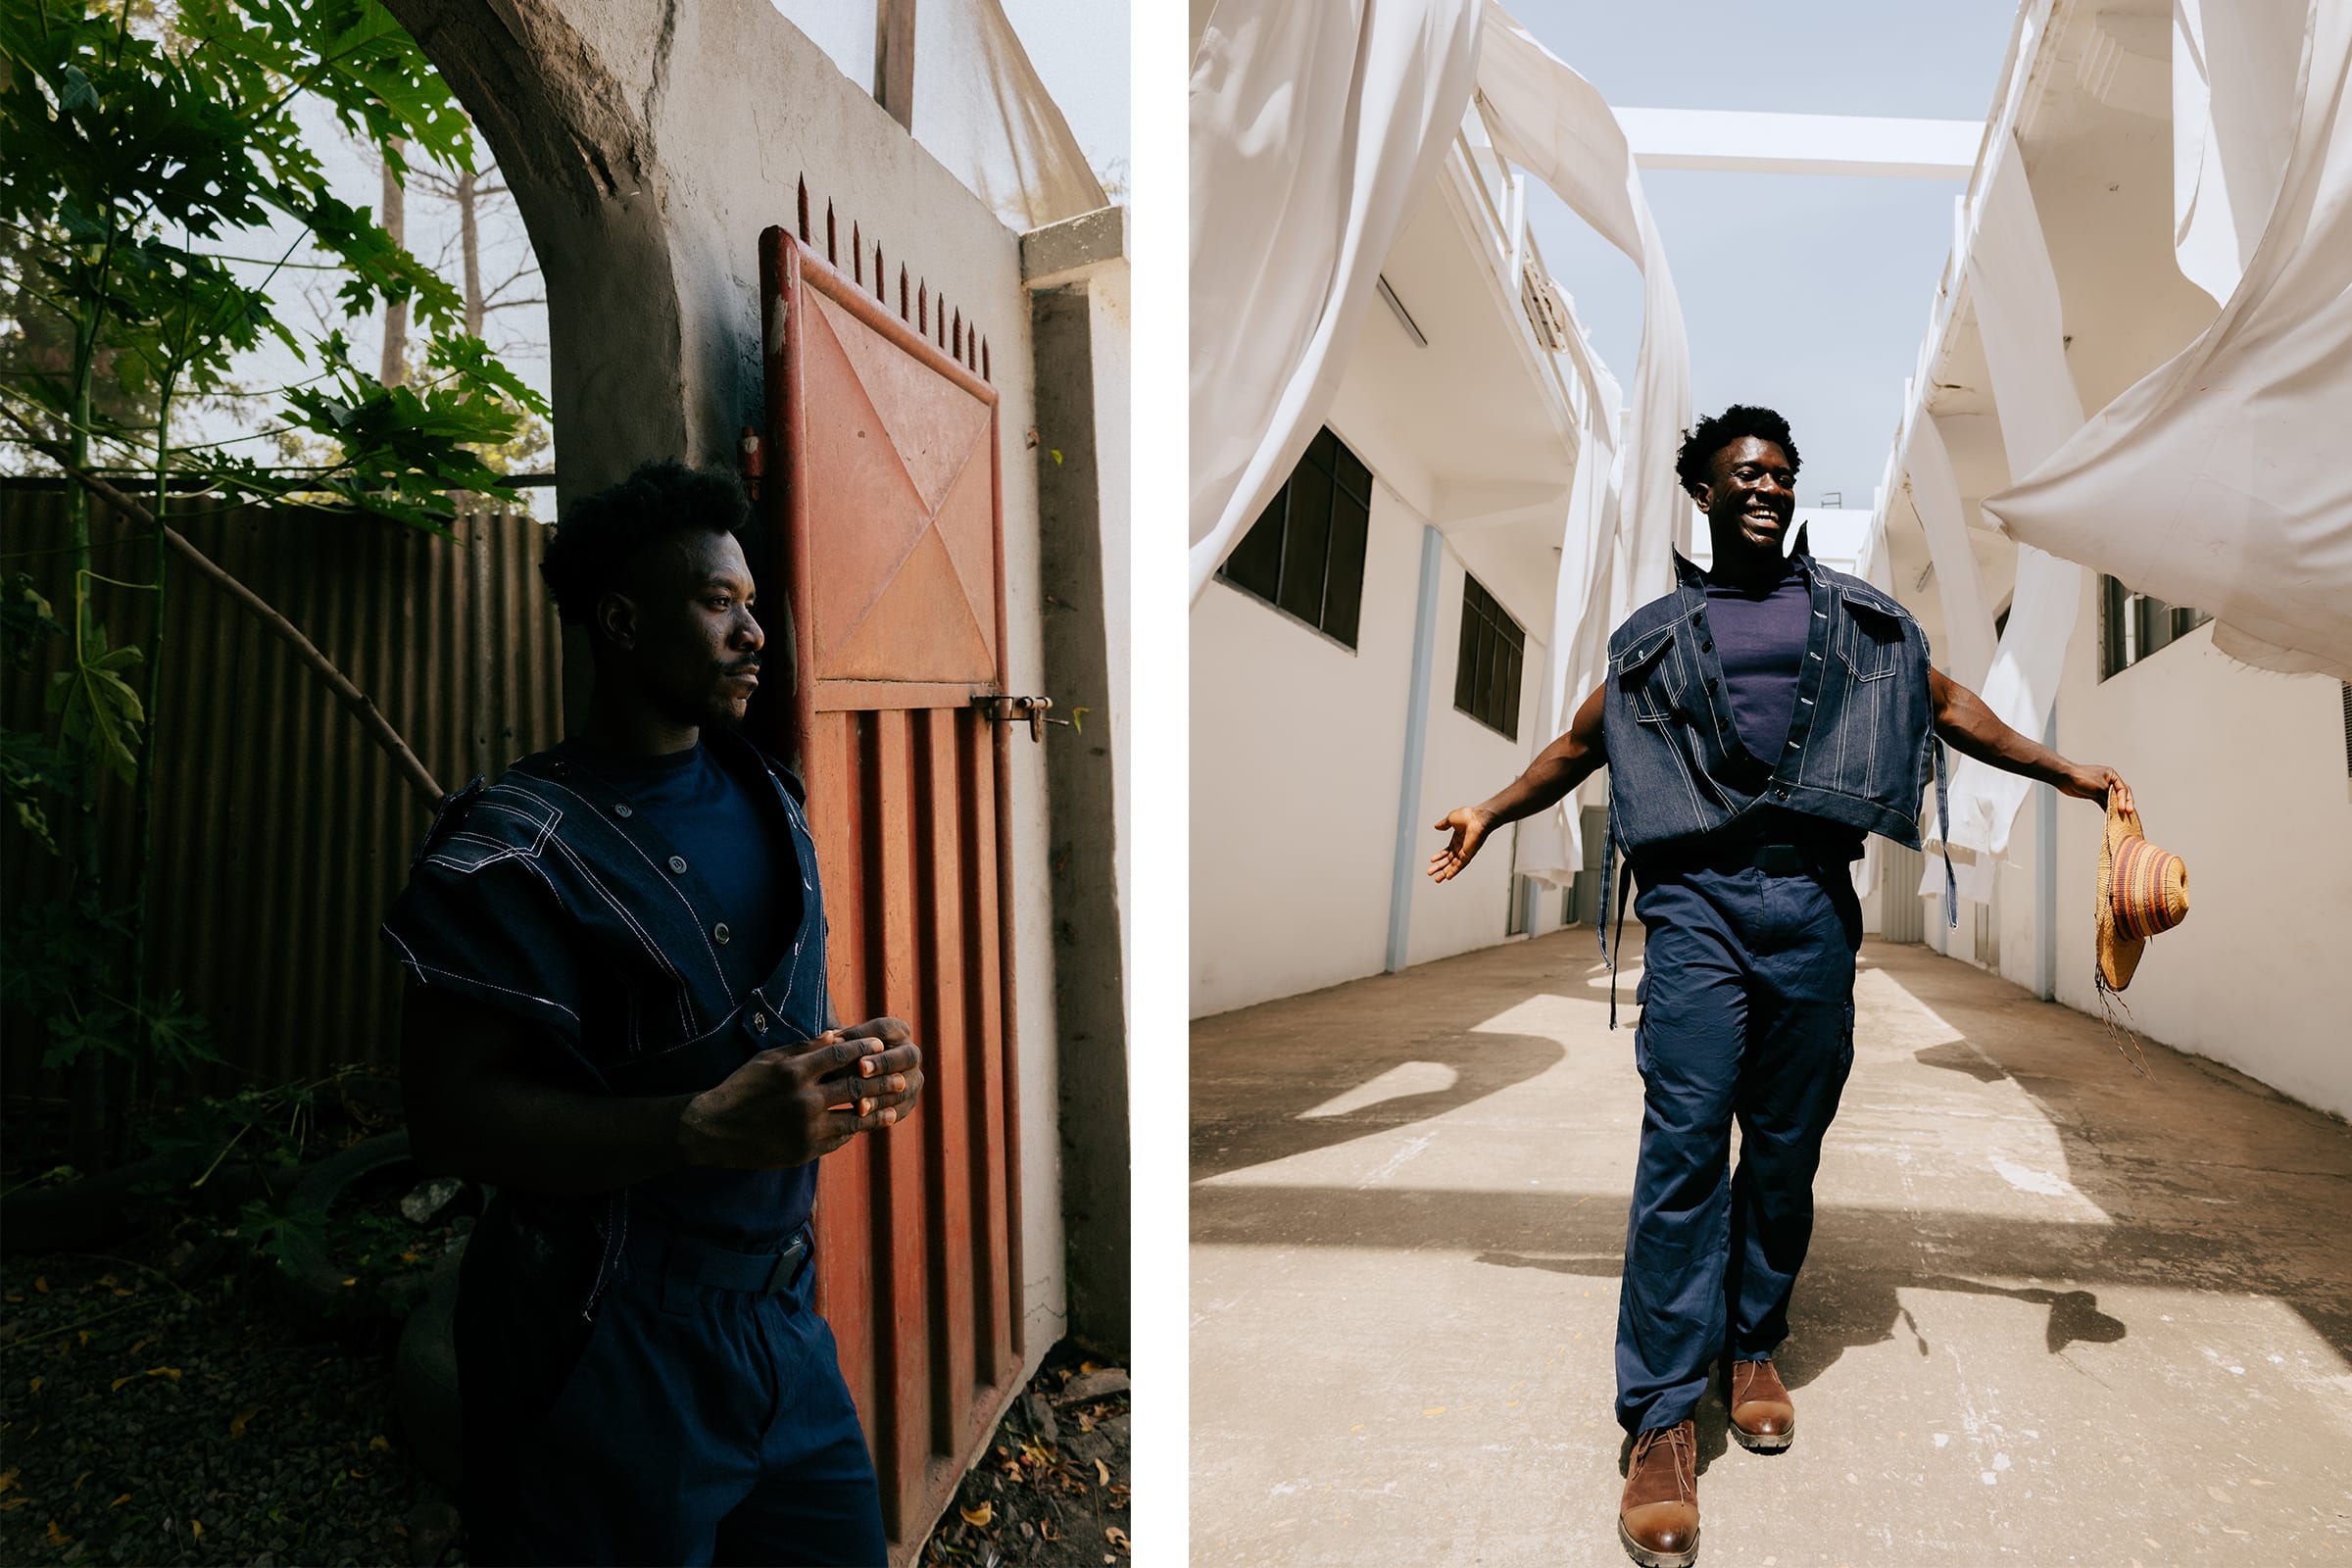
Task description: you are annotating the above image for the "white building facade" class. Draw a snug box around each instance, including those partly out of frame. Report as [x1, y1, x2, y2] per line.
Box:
[1871, 0, 2352, 1119]
[1190, 104, 1610, 1018]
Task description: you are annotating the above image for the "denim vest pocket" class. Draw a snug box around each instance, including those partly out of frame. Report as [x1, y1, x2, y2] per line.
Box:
[1615, 626, 1682, 723]
[1837, 590, 1905, 681]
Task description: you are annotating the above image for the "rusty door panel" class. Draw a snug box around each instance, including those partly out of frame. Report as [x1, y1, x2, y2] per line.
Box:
[759, 220, 1023, 1560]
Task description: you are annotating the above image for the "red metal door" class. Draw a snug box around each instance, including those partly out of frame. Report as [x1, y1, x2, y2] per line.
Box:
[757, 210, 1023, 1561]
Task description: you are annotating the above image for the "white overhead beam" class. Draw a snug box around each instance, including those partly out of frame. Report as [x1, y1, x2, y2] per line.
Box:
[1615, 107, 1982, 178]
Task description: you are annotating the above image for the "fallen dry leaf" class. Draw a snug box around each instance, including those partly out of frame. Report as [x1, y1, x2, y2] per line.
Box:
[32, 1278, 47, 1295]
[1095, 1458, 1110, 1486]
[1106, 1524, 1132, 1552]
[347, 1467, 370, 1481]
[44, 1521, 68, 1546]
[3, 1295, 22, 1304]
[110, 1376, 134, 1394]
[71, 1472, 88, 1492]
[368, 1435, 392, 1452]
[191, 1519, 203, 1539]
[1040, 1519, 1060, 1542]
[228, 1406, 264, 1441]
[127, 1338, 153, 1356]
[75, 1331, 89, 1348]
[109, 1495, 127, 1509]
[112, 1289, 133, 1298]
[150, 1367, 181, 1382]
[0, 1498, 31, 1512]
[958, 1502, 994, 1528]
[0, 1468, 18, 1492]
[96, 1274, 118, 1288]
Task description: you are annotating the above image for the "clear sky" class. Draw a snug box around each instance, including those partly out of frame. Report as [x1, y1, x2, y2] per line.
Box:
[1002, 0, 1131, 182]
[1509, 0, 2021, 509]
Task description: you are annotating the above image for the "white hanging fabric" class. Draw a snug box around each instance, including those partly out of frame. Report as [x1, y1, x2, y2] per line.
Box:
[1930, 133, 2084, 868]
[773, 0, 1106, 232]
[2172, 0, 2306, 307]
[1475, 0, 1691, 612]
[1903, 413, 1998, 690]
[1186, 0, 1484, 602]
[1988, 0, 2352, 682]
[1514, 379, 1620, 887]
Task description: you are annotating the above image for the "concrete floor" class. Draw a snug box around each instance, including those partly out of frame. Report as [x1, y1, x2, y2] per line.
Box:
[1192, 930, 2352, 1566]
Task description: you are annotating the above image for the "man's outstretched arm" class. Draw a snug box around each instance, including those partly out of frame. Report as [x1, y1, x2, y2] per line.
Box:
[1428, 681, 1609, 884]
[1929, 668, 2133, 812]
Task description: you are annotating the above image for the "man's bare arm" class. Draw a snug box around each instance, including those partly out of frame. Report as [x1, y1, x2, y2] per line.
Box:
[1428, 681, 1608, 884]
[1929, 669, 2132, 810]
[400, 984, 922, 1194]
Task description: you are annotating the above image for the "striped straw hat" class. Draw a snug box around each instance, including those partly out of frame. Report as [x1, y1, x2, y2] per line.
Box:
[2095, 798, 2189, 992]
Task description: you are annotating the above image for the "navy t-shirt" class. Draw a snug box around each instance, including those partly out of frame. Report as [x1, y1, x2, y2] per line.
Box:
[1701, 558, 1866, 861]
[553, 734, 812, 1243]
[1704, 558, 1811, 763]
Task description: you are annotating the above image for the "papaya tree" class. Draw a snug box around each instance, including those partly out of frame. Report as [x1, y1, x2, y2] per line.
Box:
[0, 0, 548, 1169]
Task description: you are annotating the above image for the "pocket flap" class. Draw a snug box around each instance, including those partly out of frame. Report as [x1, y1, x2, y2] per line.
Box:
[1615, 626, 1675, 677]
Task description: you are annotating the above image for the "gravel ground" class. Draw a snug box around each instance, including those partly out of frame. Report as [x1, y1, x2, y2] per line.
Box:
[922, 1345, 1133, 1567]
[0, 1250, 461, 1568]
[3, 1240, 1130, 1568]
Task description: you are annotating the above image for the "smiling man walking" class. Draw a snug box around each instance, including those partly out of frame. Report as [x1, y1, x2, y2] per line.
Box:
[1428, 407, 2132, 1567]
[382, 460, 919, 1564]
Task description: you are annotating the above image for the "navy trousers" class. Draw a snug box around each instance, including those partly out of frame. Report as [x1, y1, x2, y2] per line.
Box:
[456, 1204, 886, 1566]
[1614, 857, 1862, 1436]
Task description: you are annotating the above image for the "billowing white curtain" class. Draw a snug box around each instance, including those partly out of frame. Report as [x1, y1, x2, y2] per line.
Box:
[1989, 0, 2352, 681]
[1475, 0, 1691, 611]
[1186, 0, 1484, 602]
[1929, 133, 2084, 870]
[774, 0, 1106, 231]
[1902, 413, 1997, 691]
[2172, 0, 2306, 307]
[1514, 368, 1620, 887]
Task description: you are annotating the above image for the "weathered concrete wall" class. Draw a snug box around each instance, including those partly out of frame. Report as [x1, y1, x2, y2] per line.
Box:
[386, 0, 1071, 1355]
[1025, 210, 1130, 1352]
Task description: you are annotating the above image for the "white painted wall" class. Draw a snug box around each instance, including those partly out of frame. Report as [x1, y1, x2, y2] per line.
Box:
[1407, 543, 1552, 967]
[1089, 266, 1133, 1036]
[1189, 441, 1425, 1018]
[2047, 587, 2352, 1120]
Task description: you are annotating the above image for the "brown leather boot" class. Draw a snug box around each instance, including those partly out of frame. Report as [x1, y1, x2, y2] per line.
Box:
[1617, 1418, 1699, 1567]
[1728, 1358, 1795, 1451]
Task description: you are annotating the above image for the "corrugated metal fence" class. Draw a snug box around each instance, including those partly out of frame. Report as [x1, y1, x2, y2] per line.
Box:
[0, 485, 563, 1097]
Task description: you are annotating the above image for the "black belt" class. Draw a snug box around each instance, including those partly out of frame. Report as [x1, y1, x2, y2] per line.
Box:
[1640, 838, 1849, 877]
[622, 1223, 810, 1295]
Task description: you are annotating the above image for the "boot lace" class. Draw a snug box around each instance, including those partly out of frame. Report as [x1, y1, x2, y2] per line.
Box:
[1633, 1422, 1695, 1503]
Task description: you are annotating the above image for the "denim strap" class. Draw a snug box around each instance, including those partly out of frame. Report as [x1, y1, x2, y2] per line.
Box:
[1934, 735, 1957, 927]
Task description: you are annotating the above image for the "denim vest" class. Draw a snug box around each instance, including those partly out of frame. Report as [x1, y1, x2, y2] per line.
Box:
[1595, 546, 1954, 1017]
[380, 724, 834, 1321]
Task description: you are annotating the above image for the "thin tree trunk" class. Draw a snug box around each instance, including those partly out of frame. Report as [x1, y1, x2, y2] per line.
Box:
[65, 292, 108, 1176]
[120, 377, 175, 1158]
[459, 169, 483, 339]
[381, 140, 408, 386]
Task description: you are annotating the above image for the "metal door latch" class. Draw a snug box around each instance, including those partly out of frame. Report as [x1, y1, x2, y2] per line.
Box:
[974, 695, 1063, 742]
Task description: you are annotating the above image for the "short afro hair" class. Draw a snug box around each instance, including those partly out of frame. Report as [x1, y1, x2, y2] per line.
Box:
[1675, 405, 1801, 497]
[539, 460, 750, 631]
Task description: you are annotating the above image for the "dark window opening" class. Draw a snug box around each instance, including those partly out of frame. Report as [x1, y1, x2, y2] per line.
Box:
[1453, 571, 1524, 739]
[1215, 426, 1373, 648]
[2099, 575, 2212, 679]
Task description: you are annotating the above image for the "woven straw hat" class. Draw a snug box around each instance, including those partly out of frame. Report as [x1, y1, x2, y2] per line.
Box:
[2095, 798, 2189, 992]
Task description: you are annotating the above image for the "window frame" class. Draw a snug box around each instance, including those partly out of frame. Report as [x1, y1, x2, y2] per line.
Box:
[1213, 426, 1374, 651]
[2099, 574, 2212, 680]
[1452, 570, 1525, 741]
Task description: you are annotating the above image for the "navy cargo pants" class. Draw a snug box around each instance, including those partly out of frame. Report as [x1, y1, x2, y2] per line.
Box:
[455, 1199, 886, 1565]
[1614, 851, 1862, 1436]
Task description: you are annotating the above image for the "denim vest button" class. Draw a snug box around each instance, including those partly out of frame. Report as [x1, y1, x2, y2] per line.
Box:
[713, 922, 731, 945]
[751, 1011, 769, 1033]
[613, 803, 633, 817]
[667, 856, 687, 874]
[1707, 677, 1719, 693]
[1775, 785, 1790, 799]
[1700, 640, 1713, 652]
